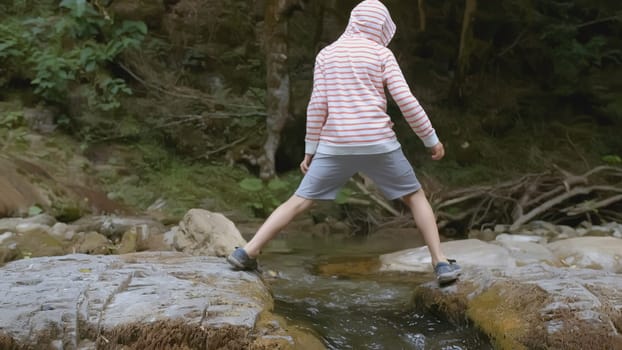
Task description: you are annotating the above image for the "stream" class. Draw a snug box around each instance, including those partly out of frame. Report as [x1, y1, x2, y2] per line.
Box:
[256, 232, 493, 349]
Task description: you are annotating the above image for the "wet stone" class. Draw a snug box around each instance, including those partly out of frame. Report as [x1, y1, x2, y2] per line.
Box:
[0, 252, 299, 349]
[548, 236, 622, 273]
[413, 263, 622, 349]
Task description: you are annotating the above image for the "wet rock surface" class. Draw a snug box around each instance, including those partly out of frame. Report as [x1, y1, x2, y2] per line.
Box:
[0, 252, 320, 349]
[379, 235, 622, 350]
[413, 264, 622, 350]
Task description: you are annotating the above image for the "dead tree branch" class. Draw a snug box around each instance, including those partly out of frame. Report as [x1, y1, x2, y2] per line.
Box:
[425, 165, 622, 233]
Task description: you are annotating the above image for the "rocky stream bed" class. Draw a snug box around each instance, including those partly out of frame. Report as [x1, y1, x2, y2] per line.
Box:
[1, 210, 621, 349]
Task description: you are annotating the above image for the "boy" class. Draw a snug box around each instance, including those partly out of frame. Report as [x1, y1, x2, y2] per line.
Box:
[228, 0, 461, 283]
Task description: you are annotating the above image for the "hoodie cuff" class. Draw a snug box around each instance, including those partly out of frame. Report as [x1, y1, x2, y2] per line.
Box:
[421, 131, 440, 148]
[305, 141, 318, 155]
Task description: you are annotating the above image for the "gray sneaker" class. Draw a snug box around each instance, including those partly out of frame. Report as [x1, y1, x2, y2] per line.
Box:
[226, 247, 258, 271]
[434, 259, 461, 284]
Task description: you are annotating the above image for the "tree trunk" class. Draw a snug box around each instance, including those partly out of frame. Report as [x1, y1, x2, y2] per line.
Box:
[417, 0, 426, 32]
[259, 0, 292, 179]
[452, 0, 477, 99]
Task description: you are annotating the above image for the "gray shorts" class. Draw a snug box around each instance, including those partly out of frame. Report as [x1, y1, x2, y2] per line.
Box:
[295, 148, 421, 201]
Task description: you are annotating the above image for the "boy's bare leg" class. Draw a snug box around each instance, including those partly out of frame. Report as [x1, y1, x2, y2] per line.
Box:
[402, 190, 448, 266]
[243, 194, 314, 257]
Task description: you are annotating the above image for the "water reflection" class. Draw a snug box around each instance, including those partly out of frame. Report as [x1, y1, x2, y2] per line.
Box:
[259, 234, 492, 349]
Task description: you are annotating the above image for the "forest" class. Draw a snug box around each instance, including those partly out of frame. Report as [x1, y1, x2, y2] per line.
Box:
[1, 1, 622, 349]
[1, 0, 621, 231]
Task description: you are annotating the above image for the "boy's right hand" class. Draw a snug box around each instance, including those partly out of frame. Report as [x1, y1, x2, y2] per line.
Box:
[300, 154, 314, 174]
[430, 142, 445, 160]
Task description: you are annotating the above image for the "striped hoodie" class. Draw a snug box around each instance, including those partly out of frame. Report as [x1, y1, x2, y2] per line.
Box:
[305, 0, 439, 155]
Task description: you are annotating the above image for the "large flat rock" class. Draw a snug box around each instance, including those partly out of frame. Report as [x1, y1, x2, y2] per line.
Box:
[413, 264, 622, 350]
[379, 239, 516, 272]
[0, 252, 322, 349]
[375, 237, 622, 349]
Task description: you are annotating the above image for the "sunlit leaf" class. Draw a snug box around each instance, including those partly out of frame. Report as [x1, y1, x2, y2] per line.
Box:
[28, 205, 43, 216]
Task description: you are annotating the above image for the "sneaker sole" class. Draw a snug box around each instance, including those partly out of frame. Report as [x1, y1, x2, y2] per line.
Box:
[226, 255, 246, 270]
[226, 255, 257, 271]
[437, 268, 462, 284]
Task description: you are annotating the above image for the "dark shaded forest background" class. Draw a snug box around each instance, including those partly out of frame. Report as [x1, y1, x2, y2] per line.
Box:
[1, 0, 621, 227]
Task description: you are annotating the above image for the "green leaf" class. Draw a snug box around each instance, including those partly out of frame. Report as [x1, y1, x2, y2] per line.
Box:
[239, 178, 264, 192]
[335, 188, 353, 205]
[85, 61, 96, 72]
[0, 41, 16, 52]
[602, 155, 622, 164]
[28, 205, 43, 216]
[267, 178, 288, 191]
[127, 21, 147, 35]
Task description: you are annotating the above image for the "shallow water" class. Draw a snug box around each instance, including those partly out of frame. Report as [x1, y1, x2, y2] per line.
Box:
[258, 233, 493, 349]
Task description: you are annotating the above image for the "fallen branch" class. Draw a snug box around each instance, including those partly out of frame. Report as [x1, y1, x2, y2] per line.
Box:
[422, 165, 622, 232]
[351, 178, 401, 217]
[200, 136, 248, 158]
[118, 63, 263, 111]
[511, 185, 622, 230]
[510, 186, 593, 230]
[435, 190, 487, 209]
[561, 194, 622, 216]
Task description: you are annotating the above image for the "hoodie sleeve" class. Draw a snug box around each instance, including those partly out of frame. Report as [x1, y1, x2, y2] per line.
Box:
[382, 50, 439, 148]
[304, 55, 328, 155]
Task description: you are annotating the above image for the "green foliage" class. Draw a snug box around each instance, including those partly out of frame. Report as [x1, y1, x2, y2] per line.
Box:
[239, 178, 264, 192]
[543, 30, 621, 94]
[0, 0, 147, 110]
[602, 155, 622, 165]
[0, 111, 24, 128]
[93, 135, 299, 219]
[0, 101, 31, 147]
[335, 188, 354, 205]
[238, 177, 294, 217]
[451, 0, 622, 122]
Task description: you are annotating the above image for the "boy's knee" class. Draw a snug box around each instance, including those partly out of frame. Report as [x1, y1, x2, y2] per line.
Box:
[289, 195, 314, 212]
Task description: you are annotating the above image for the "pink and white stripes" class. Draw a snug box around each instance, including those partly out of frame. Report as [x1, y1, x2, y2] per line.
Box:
[305, 0, 439, 156]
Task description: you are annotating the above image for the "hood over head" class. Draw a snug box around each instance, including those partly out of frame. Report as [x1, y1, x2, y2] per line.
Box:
[341, 0, 396, 46]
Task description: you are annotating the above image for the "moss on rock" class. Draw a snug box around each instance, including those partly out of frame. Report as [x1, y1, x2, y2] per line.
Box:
[413, 265, 622, 350]
[14, 229, 66, 258]
[466, 281, 548, 350]
[96, 320, 252, 350]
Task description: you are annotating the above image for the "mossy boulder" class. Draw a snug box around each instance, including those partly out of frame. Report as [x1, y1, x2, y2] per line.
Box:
[381, 237, 622, 349]
[74, 232, 111, 255]
[412, 264, 622, 349]
[117, 229, 138, 254]
[2, 228, 66, 260]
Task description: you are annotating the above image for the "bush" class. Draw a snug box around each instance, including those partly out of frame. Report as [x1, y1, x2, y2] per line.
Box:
[0, 0, 146, 111]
